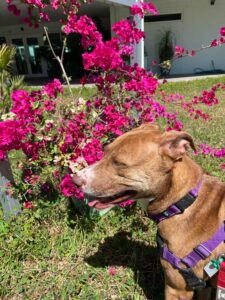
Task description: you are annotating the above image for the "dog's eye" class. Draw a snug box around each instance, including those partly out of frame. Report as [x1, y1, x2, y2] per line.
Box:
[112, 158, 127, 168]
[103, 144, 109, 154]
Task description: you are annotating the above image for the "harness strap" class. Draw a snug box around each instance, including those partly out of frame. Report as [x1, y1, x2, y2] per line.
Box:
[179, 268, 206, 290]
[157, 222, 225, 290]
[157, 235, 206, 290]
[149, 182, 201, 223]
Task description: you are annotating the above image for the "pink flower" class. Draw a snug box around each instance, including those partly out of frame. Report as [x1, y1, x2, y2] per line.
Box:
[42, 79, 63, 98]
[131, 2, 157, 18]
[119, 200, 135, 207]
[8, 4, 21, 16]
[60, 174, 76, 197]
[74, 188, 84, 199]
[83, 42, 124, 71]
[108, 266, 116, 276]
[22, 141, 43, 160]
[210, 39, 218, 47]
[82, 139, 104, 165]
[220, 37, 225, 44]
[0, 150, 5, 160]
[220, 27, 225, 36]
[39, 12, 50, 22]
[44, 100, 56, 111]
[175, 45, 185, 57]
[23, 201, 34, 209]
[199, 144, 225, 158]
[112, 19, 145, 44]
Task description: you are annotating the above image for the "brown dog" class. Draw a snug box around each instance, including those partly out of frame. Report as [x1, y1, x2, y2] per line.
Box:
[73, 124, 225, 300]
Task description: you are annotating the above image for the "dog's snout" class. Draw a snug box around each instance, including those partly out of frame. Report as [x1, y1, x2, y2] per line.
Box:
[72, 174, 86, 187]
[72, 165, 96, 194]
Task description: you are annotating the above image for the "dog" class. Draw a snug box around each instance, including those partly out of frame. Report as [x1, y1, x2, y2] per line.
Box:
[73, 123, 225, 300]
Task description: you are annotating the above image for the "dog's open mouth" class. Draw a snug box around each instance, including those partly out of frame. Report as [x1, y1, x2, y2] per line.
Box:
[88, 190, 136, 210]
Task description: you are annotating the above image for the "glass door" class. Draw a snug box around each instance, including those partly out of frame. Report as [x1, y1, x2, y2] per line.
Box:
[26, 37, 43, 75]
[11, 36, 47, 78]
[11, 38, 29, 75]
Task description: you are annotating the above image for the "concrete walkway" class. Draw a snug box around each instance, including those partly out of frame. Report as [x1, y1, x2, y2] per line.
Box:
[27, 73, 225, 88]
[160, 73, 225, 83]
[69, 73, 225, 88]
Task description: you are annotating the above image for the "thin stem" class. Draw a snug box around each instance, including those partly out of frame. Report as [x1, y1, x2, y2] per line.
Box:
[0, 72, 5, 115]
[43, 26, 75, 101]
[44, 26, 57, 58]
[61, 36, 67, 62]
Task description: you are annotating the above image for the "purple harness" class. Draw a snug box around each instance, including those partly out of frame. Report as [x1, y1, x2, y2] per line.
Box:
[149, 183, 225, 290]
[150, 183, 201, 223]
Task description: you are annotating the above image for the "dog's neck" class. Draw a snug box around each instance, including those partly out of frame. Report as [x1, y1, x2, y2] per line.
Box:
[146, 155, 204, 250]
[147, 155, 203, 215]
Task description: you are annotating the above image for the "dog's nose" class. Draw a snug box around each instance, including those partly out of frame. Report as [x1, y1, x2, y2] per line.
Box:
[72, 175, 86, 187]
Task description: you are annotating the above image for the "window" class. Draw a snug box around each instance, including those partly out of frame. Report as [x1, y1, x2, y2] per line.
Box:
[27, 37, 43, 74]
[145, 13, 182, 23]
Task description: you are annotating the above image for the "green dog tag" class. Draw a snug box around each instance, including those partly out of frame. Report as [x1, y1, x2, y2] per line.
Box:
[204, 256, 225, 278]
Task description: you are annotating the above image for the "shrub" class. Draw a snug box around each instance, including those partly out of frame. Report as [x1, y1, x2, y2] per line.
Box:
[1, 0, 224, 208]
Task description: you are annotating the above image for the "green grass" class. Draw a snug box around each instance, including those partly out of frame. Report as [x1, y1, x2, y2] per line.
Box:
[0, 76, 225, 300]
[0, 205, 160, 300]
[159, 76, 225, 181]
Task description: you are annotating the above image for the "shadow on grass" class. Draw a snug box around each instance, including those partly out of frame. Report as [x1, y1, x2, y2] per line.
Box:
[85, 231, 164, 300]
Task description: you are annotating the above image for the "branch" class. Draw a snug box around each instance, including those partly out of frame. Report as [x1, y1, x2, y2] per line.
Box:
[43, 26, 75, 101]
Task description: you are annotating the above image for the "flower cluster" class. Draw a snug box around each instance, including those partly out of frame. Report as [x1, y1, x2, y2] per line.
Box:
[6, 0, 90, 28]
[7, 4, 20, 16]
[192, 83, 223, 106]
[174, 45, 196, 58]
[174, 32, 225, 60]
[198, 144, 225, 158]
[130, 1, 158, 18]
[112, 19, 145, 45]
[83, 41, 123, 71]
[195, 144, 225, 169]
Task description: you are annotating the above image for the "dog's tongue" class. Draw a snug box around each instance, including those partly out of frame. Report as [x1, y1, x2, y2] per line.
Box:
[88, 200, 114, 210]
[88, 200, 99, 207]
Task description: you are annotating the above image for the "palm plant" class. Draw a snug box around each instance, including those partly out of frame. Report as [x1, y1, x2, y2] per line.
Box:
[0, 44, 24, 115]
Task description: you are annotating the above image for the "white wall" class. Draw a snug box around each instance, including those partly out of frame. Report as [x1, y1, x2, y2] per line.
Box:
[111, 0, 225, 75]
[0, 22, 62, 39]
[146, 0, 225, 74]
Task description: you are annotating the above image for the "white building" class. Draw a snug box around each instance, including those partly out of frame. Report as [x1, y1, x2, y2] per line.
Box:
[0, 0, 224, 79]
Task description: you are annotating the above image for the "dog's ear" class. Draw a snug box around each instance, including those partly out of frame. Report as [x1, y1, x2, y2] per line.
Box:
[159, 131, 195, 161]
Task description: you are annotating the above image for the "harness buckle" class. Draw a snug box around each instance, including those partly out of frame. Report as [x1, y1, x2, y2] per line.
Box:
[179, 268, 206, 290]
[194, 244, 211, 259]
[163, 210, 172, 218]
[175, 193, 196, 213]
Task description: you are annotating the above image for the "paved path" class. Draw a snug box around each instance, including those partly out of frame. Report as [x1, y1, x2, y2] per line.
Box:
[69, 73, 225, 88]
[28, 73, 225, 88]
[160, 73, 225, 83]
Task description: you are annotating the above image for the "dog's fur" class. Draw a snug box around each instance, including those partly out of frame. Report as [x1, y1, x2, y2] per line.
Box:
[73, 124, 225, 300]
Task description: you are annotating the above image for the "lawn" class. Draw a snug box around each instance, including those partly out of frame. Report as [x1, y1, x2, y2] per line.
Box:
[0, 76, 224, 300]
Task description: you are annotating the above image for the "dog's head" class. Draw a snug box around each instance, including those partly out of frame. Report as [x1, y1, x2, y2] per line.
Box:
[73, 124, 195, 209]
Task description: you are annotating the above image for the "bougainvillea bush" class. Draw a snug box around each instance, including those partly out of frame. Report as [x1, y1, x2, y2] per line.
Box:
[1, 0, 225, 209]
